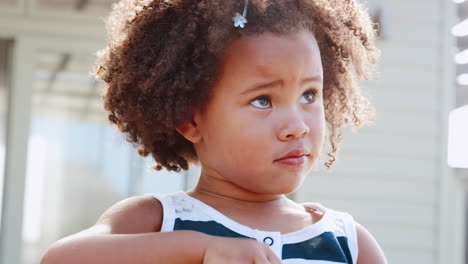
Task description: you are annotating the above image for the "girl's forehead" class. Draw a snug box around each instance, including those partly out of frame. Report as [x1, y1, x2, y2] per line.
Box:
[218, 29, 323, 79]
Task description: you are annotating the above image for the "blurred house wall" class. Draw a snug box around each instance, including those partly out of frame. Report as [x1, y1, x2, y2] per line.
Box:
[0, 0, 461, 264]
[0, 2, 189, 264]
[298, 1, 460, 264]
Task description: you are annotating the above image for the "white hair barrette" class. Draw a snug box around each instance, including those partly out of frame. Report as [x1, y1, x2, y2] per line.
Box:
[232, 0, 249, 28]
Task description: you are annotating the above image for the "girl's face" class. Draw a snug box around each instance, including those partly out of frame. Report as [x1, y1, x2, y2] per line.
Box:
[188, 28, 325, 196]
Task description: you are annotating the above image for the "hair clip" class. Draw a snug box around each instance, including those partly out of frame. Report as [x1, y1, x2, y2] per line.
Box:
[232, 0, 249, 28]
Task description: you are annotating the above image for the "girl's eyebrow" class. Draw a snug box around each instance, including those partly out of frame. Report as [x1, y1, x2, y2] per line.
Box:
[240, 76, 322, 95]
[241, 80, 282, 95]
[302, 76, 323, 85]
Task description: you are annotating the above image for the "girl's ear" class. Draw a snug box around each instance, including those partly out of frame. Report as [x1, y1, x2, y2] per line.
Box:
[176, 120, 202, 143]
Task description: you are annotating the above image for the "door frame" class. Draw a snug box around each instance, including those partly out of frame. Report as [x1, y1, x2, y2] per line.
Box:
[0, 18, 105, 264]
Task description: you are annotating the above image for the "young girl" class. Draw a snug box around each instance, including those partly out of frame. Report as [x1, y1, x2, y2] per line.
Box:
[41, 0, 386, 263]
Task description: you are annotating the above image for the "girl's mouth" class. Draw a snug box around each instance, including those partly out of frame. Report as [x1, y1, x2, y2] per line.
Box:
[274, 154, 309, 166]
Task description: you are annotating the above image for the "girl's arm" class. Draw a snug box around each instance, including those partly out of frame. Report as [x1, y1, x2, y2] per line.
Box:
[40, 195, 281, 264]
[40, 195, 209, 264]
[41, 228, 213, 264]
[355, 221, 388, 264]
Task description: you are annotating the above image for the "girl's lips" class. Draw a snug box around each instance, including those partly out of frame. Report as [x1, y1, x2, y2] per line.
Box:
[275, 155, 308, 166]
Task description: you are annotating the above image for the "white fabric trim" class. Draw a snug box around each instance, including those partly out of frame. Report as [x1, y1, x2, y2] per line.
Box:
[145, 193, 175, 232]
[341, 212, 358, 264]
[146, 192, 359, 263]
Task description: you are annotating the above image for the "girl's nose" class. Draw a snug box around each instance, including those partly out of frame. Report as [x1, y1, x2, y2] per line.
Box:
[278, 112, 310, 141]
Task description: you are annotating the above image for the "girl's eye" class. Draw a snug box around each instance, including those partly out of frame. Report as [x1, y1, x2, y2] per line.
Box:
[250, 96, 271, 109]
[300, 90, 317, 104]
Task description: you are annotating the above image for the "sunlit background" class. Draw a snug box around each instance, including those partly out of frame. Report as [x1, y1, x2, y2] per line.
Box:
[451, 0, 468, 172]
[0, 0, 467, 264]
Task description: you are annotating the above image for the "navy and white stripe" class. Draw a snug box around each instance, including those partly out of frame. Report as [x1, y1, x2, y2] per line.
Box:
[147, 191, 358, 264]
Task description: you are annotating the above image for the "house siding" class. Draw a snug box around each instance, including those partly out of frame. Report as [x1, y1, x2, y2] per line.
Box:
[297, 0, 454, 263]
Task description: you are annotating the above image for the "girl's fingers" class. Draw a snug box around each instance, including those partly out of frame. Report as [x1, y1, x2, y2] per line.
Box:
[254, 254, 272, 264]
[266, 252, 283, 264]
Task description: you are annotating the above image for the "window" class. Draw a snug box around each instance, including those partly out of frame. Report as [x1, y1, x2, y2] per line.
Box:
[452, 1, 468, 263]
[0, 39, 11, 231]
[0, 39, 11, 233]
[21, 50, 194, 264]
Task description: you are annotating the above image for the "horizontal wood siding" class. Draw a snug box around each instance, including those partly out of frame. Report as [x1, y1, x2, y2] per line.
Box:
[297, 0, 447, 263]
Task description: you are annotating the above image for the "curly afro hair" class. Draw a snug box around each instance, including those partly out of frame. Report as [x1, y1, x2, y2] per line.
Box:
[93, 0, 380, 172]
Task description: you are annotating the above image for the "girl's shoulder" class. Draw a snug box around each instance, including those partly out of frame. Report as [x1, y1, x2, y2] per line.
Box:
[301, 201, 358, 235]
[302, 201, 355, 220]
[298, 202, 388, 264]
[94, 194, 164, 234]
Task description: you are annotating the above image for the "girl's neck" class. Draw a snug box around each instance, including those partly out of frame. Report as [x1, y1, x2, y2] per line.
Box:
[190, 169, 287, 203]
[187, 166, 300, 213]
[190, 186, 285, 204]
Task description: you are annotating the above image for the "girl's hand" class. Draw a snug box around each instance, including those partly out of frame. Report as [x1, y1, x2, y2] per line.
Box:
[203, 236, 283, 264]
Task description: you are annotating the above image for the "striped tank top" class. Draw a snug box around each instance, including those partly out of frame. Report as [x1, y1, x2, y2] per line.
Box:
[147, 191, 358, 264]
